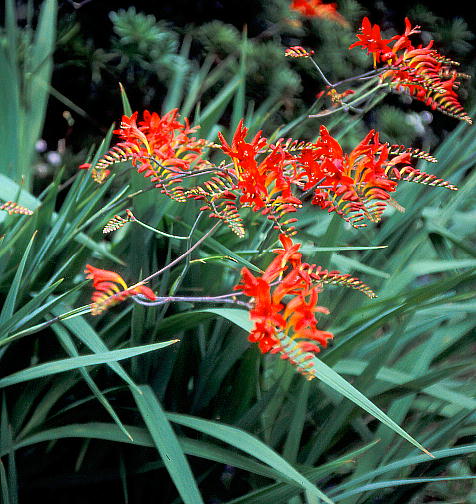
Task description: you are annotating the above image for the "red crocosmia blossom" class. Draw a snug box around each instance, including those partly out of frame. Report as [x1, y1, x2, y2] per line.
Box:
[350, 18, 472, 123]
[85, 264, 156, 315]
[86, 109, 211, 190]
[236, 234, 333, 356]
[290, 0, 348, 26]
[218, 120, 302, 233]
[291, 125, 457, 227]
[114, 111, 151, 153]
[349, 17, 396, 67]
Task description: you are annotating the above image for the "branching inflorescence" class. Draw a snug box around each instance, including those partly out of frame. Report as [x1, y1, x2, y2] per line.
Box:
[349, 17, 472, 124]
[78, 16, 470, 379]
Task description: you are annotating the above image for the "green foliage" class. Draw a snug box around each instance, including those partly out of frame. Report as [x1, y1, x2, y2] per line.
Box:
[195, 20, 241, 58]
[0, 0, 56, 186]
[0, 1, 475, 503]
[109, 7, 188, 82]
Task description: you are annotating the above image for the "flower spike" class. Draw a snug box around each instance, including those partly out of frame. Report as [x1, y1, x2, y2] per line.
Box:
[235, 235, 375, 376]
[85, 264, 156, 315]
[285, 46, 315, 58]
[103, 210, 136, 234]
[83, 109, 211, 188]
[350, 17, 472, 123]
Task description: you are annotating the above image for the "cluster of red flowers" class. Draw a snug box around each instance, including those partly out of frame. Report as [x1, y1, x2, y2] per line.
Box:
[236, 234, 333, 355]
[211, 121, 456, 232]
[84, 109, 211, 193]
[85, 265, 156, 315]
[296, 125, 457, 227]
[89, 110, 457, 237]
[235, 234, 374, 377]
[290, 0, 348, 26]
[350, 17, 472, 124]
[215, 120, 302, 233]
[79, 14, 469, 380]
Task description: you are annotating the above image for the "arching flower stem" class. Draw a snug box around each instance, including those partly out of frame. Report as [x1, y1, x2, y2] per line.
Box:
[331, 67, 398, 87]
[134, 220, 221, 287]
[308, 57, 334, 87]
[132, 215, 190, 240]
[133, 293, 251, 309]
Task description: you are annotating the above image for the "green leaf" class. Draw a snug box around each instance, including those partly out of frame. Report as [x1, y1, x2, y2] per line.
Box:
[166, 413, 336, 504]
[132, 385, 204, 504]
[306, 357, 433, 456]
[6, 423, 287, 482]
[119, 83, 133, 116]
[54, 324, 133, 441]
[332, 443, 476, 496]
[0, 231, 36, 326]
[204, 308, 253, 332]
[0, 341, 177, 388]
[333, 476, 476, 501]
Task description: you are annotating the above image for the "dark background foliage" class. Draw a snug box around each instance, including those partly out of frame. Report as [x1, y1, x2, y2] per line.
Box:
[1, 2, 475, 503]
[16, 0, 475, 160]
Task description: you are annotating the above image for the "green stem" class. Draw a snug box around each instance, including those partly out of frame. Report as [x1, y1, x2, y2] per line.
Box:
[309, 82, 387, 118]
[132, 217, 190, 240]
[136, 219, 221, 287]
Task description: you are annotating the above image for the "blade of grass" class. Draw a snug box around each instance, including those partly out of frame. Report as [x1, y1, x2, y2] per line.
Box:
[131, 385, 204, 504]
[166, 413, 336, 504]
[0, 341, 178, 388]
[0, 231, 37, 326]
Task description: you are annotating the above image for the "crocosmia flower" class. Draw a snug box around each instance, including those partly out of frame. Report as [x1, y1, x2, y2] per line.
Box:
[350, 17, 472, 123]
[235, 234, 377, 378]
[85, 265, 156, 315]
[349, 17, 396, 66]
[236, 234, 333, 356]
[84, 109, 211, 190]
[290, 0, 348, 26]
[292, 125, 457, 227]
[217, 120, 302, 234]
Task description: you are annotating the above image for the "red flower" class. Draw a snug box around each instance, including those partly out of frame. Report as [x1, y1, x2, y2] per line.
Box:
[290, 0, 348, 26]
[350, 18, 472, 123]
[218, 120, 302, 233]
[291, 125, 456, 227]
[86, 109, 211, 187]
[85, 265, 156, 315]
[349, 17, 396, 67]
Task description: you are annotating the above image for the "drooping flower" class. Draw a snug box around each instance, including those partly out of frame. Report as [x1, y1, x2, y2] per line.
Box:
[236, 234, 333, 356]
[292, 125, 457, 227]
[236, 235, 375, 372]
[290, 0, 348, 26]
[350, 18, 472, 123]
[85, 264, 156, 315]
[217, 120, 302, 234]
